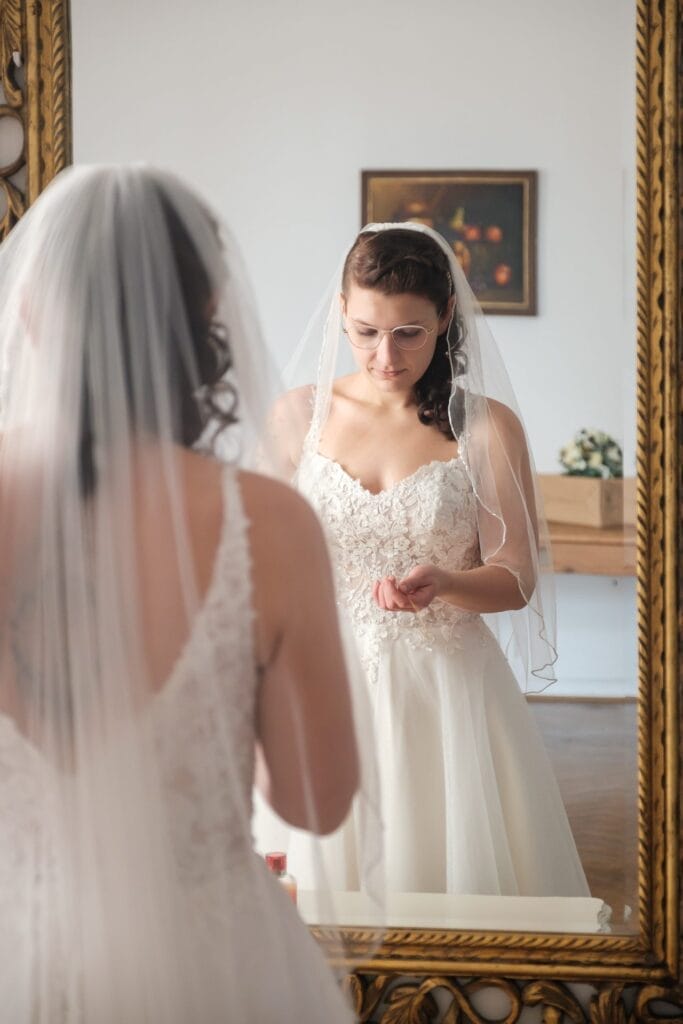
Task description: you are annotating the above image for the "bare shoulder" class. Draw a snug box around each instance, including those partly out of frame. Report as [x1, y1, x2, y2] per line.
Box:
[171, 448, 226, 536]
[238, 469, 324, 546]
[270, 384, 315, 419]
[487, 397, 523, 429]
[178, 450, 319, 548]
[468, 396, 526, 444]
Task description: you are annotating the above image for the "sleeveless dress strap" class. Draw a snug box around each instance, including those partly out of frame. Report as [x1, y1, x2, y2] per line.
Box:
[213, 466, 255, 674]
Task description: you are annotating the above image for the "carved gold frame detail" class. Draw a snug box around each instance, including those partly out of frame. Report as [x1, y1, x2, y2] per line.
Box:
[2, 0, 680, 1019]
[0, 0, 71, 237]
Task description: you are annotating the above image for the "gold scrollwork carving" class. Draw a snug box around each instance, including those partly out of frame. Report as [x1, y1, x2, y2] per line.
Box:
[29, 0, 71, 196]
[0, 0, 71, 240]
[0, 169, 24, 236]
[0, 0, 26, 236]
[0, 0, 22, 109]
[345, 975, 683, 1023]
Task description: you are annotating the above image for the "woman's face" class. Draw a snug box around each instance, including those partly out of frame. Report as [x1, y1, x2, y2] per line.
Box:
[341, 285, 452, 396]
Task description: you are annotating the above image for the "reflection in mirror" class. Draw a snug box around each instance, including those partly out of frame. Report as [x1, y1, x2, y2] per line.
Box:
[71, 0, 637, 934]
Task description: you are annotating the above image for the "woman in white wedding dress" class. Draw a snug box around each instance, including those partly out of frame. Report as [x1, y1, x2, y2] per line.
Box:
[0, 167, 381, 1022]
[276, 223, 589, 898]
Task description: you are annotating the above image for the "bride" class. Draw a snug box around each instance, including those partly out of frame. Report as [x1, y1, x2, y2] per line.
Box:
[274, 223, 589, 898]
[0, 166, 381, 1021]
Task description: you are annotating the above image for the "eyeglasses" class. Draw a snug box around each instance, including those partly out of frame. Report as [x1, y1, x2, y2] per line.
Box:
[343, 318, 435, 352]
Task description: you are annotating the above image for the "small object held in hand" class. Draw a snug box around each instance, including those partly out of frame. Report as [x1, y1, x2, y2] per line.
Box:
[265, 852, 298, 906]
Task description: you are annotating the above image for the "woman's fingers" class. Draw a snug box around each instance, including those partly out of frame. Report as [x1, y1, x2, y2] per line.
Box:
[373, 575, 431, 612]
[398, 566, 430, 593]
[377, 576, 416, 612]
[375, 579, 389, 610]
[406, 587, 434, 610]
[397, 567, 440, 610]
[385, 578, 407, 611]
[379, 579, 396, 609]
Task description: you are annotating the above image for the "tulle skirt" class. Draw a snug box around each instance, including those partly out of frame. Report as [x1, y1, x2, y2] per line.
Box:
[0, 849, 355, 1023]
[257, 619, 589, 899]
[368, 620, 589, 896]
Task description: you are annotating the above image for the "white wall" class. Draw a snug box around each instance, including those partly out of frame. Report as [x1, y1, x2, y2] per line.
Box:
[71, 0, 637, 696]
[72, 0, 636, 474]
[553, 575, 637, 697]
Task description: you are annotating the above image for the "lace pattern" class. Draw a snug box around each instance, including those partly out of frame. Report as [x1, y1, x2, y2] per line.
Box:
[0, 468, 259, 906]
[154, 467, 258, 884]
[297, 452, 483, 682]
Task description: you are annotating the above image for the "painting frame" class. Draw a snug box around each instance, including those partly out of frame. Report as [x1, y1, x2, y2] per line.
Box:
[361, 169, 538, 316]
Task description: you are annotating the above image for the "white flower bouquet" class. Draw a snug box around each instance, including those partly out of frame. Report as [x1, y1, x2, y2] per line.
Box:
[559, 429, 623, 479]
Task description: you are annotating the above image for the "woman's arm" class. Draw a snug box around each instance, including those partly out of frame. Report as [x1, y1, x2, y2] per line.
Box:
[429, 563, 528, 611]
[241, 471, 359, 836]
[263, 385, 315, 479]
[374, 562, 527, 615]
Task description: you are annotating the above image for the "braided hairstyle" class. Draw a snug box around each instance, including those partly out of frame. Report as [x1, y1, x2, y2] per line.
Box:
[341, 228, 466, 439]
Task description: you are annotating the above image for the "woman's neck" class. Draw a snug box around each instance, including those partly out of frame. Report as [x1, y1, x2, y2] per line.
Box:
[353, 372, 417, 413]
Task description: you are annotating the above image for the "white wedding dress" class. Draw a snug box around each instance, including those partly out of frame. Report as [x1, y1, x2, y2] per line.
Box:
[0, 468, 354, 1023]
[296, 449, 590, 898]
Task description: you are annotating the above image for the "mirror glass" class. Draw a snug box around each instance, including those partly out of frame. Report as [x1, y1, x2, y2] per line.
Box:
[65, 0, 638, 934]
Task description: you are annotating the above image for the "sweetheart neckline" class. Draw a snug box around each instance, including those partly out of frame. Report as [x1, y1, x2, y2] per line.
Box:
[310, 451, 465, 498]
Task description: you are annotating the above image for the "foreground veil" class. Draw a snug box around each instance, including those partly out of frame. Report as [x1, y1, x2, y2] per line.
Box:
[281, 222, 557, 693]
[0, 167, 382, 1021]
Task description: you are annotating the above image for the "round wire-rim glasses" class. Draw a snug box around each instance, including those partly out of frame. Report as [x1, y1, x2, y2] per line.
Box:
[343, 318, 436, 352]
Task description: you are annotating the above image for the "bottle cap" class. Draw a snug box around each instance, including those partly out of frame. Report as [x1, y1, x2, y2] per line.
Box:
[265, 851, 287, 873]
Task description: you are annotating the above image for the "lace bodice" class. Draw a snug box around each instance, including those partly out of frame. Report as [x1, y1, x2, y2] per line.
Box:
[297, 451, 483, 677]
[153, 466, 258, 883]
[0, 468, 259, 899]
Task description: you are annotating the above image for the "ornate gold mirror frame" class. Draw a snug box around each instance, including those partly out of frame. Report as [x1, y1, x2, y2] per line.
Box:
[2, 0, 680, 1018]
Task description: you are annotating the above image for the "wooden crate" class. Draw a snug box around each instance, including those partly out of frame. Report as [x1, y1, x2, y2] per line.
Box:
[538, 474, 626, 528]
[622, 477, 637, 527]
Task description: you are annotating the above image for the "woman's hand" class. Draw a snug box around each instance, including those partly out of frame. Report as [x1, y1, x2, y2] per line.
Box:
[372, 565, 446, 613]
[372, 576, 415, 612]
[374, 562, 529, 616]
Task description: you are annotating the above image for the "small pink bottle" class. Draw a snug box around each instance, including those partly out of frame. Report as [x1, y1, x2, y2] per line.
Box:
[265, 851, 297, 905]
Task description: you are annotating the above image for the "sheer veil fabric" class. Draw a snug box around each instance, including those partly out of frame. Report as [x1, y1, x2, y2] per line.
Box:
[0, 166, 383, 1021]
[276, 221, 557, 696]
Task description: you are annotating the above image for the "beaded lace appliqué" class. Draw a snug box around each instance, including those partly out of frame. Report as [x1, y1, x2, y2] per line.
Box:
[297, 453, 483, 682]
[153, 468, 258, 886]
[0, 469, 259, 895]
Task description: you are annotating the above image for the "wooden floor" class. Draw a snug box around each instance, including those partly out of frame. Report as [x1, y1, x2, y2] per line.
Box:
[529, 697, 639, 933]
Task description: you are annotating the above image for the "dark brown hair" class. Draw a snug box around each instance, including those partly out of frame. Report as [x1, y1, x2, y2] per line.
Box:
[342, 228, 466, 439]
[78, 189, 238, 496]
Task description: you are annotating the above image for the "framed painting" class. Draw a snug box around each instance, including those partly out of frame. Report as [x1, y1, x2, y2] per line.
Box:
[362, 169, 537, 315]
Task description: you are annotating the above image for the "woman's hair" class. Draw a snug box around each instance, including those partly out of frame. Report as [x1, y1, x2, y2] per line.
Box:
[79, 188, 238, 496]
[341, 228, 466, 439]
